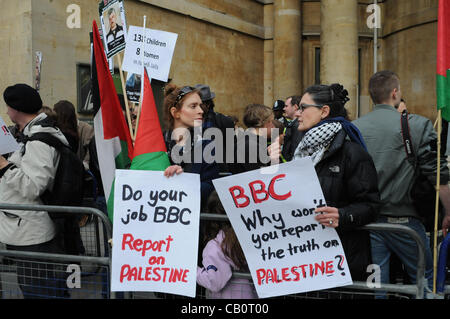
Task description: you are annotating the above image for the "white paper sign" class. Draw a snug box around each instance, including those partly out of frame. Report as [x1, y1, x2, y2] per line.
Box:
[111, 169, 200, 297]
[0, 117, 19, 155]
[212, 159, 353, 298]
[122, 26, 178, 82]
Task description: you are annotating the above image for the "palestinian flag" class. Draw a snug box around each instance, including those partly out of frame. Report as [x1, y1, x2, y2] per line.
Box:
[437, 0, 450, 121]
[91, 20, 134, 222]
[130, 68, 170, 170]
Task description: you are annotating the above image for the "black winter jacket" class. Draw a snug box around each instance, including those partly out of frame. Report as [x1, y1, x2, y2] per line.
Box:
[163, 130, 219, 210]
[230, 130, 271, 175]
[314, 130, 380, 281]
[282, 119, 304, 162]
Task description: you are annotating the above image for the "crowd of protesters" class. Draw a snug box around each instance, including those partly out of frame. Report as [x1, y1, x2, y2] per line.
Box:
[0, 69, 449, 299]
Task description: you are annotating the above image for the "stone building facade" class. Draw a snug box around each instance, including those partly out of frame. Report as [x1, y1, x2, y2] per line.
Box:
[0, 0, 441, 125]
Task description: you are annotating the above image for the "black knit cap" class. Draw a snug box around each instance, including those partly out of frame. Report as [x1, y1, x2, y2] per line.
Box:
[3, 83, 42, 114]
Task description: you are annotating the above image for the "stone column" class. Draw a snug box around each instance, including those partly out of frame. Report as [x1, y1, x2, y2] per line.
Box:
[273, 0, 302, 101]
[320, 0, 358, 119]
[264, 3, 274, 107]
[0, 0, 33, 125]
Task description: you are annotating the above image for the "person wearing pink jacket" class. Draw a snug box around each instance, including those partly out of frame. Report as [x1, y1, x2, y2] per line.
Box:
[197, 191, 257, 299]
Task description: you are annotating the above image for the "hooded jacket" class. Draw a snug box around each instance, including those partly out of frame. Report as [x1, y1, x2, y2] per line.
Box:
[0, 113, 69, 246]
[197, 230, 257, 299]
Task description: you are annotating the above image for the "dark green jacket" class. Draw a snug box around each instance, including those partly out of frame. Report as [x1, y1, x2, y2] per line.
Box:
[353, 104, 449, 218]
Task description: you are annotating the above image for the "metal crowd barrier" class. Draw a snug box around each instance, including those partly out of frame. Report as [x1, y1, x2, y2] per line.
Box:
[0, 203, 112, 299]
[0, 204, 448, 299]
[200, 213, 438, 300]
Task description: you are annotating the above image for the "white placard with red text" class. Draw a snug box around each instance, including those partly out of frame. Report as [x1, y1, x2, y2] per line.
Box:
[111, 169, 200, 297]
[0, 116, 19, 155]
[212, 159, 353, 298]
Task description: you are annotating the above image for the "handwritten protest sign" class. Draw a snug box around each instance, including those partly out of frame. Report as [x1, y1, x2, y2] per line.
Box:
[212, 159, 353, 298]
[121, 26, 178, 82]
[111, 170, 200, 297]
[0, 117, 19, 155]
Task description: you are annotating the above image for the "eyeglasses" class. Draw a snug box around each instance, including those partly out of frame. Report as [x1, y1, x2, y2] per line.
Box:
[298, 103, 324, 112]
[176, 86, 196, 104]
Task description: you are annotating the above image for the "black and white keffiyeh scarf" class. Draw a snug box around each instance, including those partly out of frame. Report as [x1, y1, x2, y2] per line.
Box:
[294, 122, 342, 166]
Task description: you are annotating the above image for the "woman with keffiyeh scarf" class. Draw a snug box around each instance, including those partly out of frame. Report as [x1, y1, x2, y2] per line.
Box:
[293, 83, 380, 281]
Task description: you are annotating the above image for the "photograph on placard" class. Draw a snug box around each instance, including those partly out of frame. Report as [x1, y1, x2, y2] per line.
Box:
[125, 73, 141, 103]
[99, 0, 127, 58]
[34, 51, 42, 92]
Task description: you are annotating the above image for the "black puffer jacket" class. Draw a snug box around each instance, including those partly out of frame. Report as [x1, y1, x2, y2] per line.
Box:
[313, 130, 380, 281]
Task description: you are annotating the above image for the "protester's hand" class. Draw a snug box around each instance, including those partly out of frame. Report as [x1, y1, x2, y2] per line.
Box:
[164, 165, 183, 178]
[443, 214, 450, 237]
[267, 136, 281, 164]
[0, 155, 8, 170]
[315, 206, 340, 228]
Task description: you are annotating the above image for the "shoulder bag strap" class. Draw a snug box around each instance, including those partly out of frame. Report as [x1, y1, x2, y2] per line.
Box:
[400, 110, 416, 167]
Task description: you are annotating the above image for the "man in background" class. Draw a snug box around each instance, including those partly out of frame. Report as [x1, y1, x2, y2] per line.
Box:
[281, 95, 303, 162]
[354, 70, 450, 298]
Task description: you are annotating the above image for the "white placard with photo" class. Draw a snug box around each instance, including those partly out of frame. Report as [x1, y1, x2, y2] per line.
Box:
[99, 0, 128, 58]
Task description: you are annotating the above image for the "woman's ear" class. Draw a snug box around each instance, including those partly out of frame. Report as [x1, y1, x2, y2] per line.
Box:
[170, 107, 179, 119]
[321, 105, 331, 119]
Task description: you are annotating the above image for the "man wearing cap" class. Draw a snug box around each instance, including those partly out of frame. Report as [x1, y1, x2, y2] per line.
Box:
[281, 95, 304, 162]
[0, 83, 69, 298]
[195, 84, 236, 174]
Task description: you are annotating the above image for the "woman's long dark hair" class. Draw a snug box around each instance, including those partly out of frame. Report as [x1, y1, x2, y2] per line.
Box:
[53, 100, 79, 150]
[304, 83, 350, 120]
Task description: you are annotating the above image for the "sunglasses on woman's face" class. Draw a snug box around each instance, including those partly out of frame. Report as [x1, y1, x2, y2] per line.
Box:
[298, 103, 324, 112]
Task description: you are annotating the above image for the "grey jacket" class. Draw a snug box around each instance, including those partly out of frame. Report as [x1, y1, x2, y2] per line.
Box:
[0, 113, 69, 246]
[353, 104, 449, 218]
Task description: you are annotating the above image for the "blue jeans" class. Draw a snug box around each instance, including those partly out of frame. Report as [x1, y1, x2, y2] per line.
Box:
[370, 216, 433, 298]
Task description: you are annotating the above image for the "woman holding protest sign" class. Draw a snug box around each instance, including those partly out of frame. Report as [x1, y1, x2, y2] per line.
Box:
[162, 84, 219, 209]
[293, 83, 380, 281]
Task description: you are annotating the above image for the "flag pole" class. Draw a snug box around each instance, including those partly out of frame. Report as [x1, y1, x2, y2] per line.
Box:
[433, 109, 442, 294]
[134, 15, 147, 141]
[117, 52, 134, 142]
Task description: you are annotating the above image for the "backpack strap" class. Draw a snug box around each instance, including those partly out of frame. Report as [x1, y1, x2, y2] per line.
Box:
[400, 110, 416, 167]
[22, 132, 67, 156]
